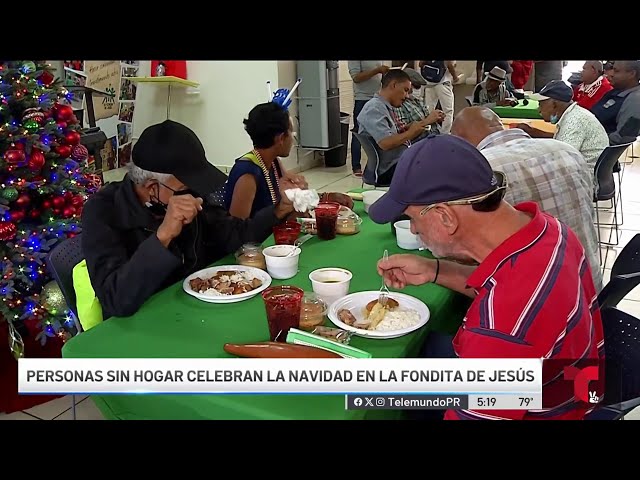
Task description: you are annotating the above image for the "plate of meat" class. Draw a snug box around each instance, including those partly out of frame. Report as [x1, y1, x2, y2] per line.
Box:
[183, 265, 272, 304]
[327, 291, 430, 339]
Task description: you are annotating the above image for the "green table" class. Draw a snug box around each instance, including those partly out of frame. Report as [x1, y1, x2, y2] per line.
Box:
[491, 99, 542, 119]
[62, 202, 470, 420]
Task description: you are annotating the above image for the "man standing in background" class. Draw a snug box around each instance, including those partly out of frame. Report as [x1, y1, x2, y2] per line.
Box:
[420, 60, 460, 134]
[348, 61, 389, 177]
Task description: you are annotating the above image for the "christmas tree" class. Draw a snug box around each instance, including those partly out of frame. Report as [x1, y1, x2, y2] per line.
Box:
[0, 61, 99, 359]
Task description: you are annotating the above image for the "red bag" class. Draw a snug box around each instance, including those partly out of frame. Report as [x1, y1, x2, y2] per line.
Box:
[151, 61, 188, 79]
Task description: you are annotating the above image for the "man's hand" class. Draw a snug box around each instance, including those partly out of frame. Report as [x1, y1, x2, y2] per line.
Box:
[325, 192, 354, 209]
[274, 177, 297, 219]
[408, 121, 427, 137]
[377, 254, 437, 289]
[378, 65, 390, 75]
[156, 195, 203, 247]
[283, 172, 308, 189]
[516, 123, 534, 134]
[423, 110, 446, 125]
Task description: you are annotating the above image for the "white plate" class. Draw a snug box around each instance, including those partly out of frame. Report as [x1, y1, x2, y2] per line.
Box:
[327, 291, 430, 339]
[183, 265, 272, 304]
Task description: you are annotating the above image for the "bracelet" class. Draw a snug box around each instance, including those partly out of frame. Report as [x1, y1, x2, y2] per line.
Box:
[433, 258, 440, 284]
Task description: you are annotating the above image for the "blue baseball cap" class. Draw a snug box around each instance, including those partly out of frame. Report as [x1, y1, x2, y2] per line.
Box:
[368, 135, 502, 224]
[529, 80, 573, 102]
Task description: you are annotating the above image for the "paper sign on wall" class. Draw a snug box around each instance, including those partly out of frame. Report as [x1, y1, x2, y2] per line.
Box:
[84, 60, 121, 121]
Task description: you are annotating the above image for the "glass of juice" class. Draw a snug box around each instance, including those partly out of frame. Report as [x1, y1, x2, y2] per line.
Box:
[273, 221, 302, 245]
[261, 286, 304, 342]
[314, 202, 341, 240]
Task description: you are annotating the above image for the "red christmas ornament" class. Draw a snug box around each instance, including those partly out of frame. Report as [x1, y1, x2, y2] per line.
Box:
[28, 149, 45, 171]
[15, 193, 31, 208]
[64, 130, 81, 146]
[63, 191, 73, 202]
[71, 144, 89, 162]
[63, 206, 76, 217]
[71, 195, 84, 208]
[12, 142, 25, 151]
[55, 145, 72, 158]
[10, 210, 25, 222]
[57, 121, 67, 129]
[29, 208, 42, 219]
[52, 208, 62, 215]
[0, 221, 17, 241]
[85, 173, 102, 191]
[42, 199, 52, 209]
[4, 149, 26, 164]
[55, 104, 74, 122]
[39, 70, 54, 86]
[52, 196, 66, 209]
[67, 232, 77, 238]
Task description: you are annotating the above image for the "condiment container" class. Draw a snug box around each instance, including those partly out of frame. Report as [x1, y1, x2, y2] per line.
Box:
[235, 243, 267, 270]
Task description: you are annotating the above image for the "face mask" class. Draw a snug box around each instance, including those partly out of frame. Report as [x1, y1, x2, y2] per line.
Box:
[550, 114, 559, 124]
[145, 183, 169, 216]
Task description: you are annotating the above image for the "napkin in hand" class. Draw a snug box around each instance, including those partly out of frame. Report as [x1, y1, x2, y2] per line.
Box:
[285, 188, 320, 213]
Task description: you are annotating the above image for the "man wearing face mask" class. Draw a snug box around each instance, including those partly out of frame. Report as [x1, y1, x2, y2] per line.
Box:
[81, 120, 298, 319]
[517, 80, 609, 173]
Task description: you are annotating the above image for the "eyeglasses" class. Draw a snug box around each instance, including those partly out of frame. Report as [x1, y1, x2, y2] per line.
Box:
[159, 182, 194, 197]
[419, 171, 508, 216]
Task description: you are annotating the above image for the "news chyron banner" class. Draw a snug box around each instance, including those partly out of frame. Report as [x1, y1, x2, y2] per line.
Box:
[19, 358, 545, 410]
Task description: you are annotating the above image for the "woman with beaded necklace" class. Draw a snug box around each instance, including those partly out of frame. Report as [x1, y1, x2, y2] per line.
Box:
[225, 102, 353, 220]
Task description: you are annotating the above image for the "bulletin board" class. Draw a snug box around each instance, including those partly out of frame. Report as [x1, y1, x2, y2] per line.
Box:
[62, 60, 140, 171]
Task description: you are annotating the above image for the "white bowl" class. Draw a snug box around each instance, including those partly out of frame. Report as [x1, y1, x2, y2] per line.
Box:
[309, 267, 352, 304]
[263, 245, 301, 280]
[362, 190, 386, 214]
[394, 220, 421, 250]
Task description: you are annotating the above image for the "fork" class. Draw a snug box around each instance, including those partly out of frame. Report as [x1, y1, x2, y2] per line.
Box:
[378, 249, 390, 307]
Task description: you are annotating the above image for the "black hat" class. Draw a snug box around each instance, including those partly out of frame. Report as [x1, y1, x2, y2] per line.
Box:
[132, 120, 227, 197]
[529, 80, 573, 102]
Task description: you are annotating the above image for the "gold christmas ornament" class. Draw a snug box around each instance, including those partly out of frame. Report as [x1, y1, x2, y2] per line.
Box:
[8, 321, 24, 359]
[41, 281, 67, 314]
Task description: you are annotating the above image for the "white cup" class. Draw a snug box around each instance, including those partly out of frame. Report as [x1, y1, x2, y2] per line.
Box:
[394, 220, 421, 250]
[309, 268, 352, 305]
[362, 190, 386, 214]
[263, 245, 301, 280]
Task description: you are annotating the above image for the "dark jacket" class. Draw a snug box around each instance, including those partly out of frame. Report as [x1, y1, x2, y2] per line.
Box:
[81, 175, 281, 319]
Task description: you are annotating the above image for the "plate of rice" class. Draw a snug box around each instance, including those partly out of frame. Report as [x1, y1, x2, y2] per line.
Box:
[327, 291, 430, 339]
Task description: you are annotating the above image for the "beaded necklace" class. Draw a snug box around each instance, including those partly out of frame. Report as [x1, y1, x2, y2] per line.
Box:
[252, 149, 280, 204]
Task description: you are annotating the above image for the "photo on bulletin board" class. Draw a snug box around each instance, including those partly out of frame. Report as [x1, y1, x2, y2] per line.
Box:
[118, 101, 135, 123]
[63, 67, 87, 111]
[122, 66, 139, 78]
[64, 60, 84, 71]
[119, 77, 137, 101]
[117, 122, 132, 145]
[122, 60, 139, 67]
[118, 142, 132, 167]
[101, 137, 118, 171]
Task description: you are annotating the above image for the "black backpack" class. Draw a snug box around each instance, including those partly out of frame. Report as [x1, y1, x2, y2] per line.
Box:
[421, 61, 447, 83]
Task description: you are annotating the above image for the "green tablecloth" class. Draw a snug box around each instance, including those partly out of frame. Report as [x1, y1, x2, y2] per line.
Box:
[62, 202, 470, 420]
[491, 99, 542, 119]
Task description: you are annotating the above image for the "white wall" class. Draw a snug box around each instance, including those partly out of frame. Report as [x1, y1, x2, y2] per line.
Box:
[131, 61, 283, 173]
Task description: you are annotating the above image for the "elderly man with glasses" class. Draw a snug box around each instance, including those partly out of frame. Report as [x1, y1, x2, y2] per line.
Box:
[369, 135, 604, 421]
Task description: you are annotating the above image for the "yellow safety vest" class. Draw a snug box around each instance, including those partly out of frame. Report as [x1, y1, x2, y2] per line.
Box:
[72, 260, 103, 331]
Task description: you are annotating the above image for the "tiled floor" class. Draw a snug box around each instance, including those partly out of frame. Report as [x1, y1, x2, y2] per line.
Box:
[3, 142, 640, 420]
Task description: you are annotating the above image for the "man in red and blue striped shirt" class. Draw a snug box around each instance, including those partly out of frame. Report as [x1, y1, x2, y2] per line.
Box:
[370, 135, 605, 420]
